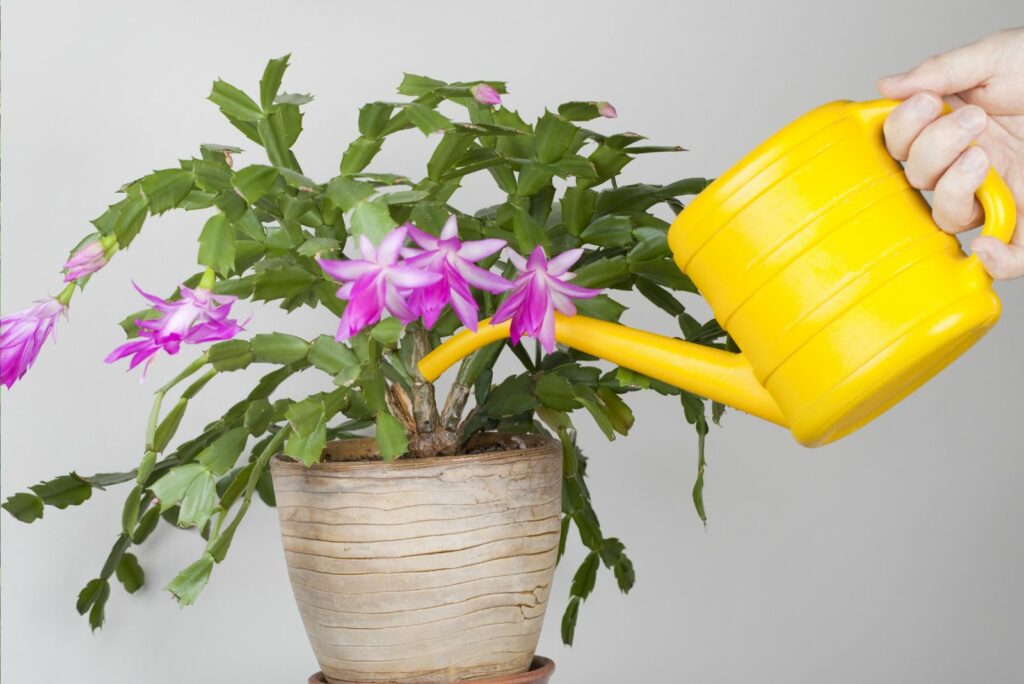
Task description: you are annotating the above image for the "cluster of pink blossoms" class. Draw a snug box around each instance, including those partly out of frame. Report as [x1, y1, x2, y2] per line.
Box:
[105, 283, 245, 377]
[1, 82, 619, 387]
[318, 215, 600, 352]
[1, 211, 602, 387]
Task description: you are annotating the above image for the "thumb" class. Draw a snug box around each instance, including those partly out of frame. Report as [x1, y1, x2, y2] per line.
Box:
[878, 38, 996, 99]
[971, 236, 1024, 280]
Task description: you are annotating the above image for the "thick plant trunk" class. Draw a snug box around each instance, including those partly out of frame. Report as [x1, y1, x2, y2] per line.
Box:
[401, 326, 473, 458]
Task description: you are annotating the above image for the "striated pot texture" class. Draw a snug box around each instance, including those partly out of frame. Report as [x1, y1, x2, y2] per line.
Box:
[270, 433, 562, 684]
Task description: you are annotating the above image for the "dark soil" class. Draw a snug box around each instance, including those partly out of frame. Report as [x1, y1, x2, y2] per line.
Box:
[313, 432, 533, 463]
[464, 436, 530, 454]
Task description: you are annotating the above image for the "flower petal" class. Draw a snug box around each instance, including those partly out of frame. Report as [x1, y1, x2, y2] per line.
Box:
[548, 288, 577, 316]
[344, 275, 386, 332]
[505, 248, 528, 273]
[546, 248, 584, 276]
[440, 215, 459, 240]
[457, 238, 507, 262]
[336, 282, 355, 300]
[131, 281, 173, 309]
[449, 288, 480, 331]
[318, 258, 379, 282]
[384, 284, 418, 323]
[526, 245, 548, 271]
[184, 319, 245, 344]
[550, 277, 601, 299]
[388, 264, 443, 289]
[537, 299, 557, 353]
[358, 234, 377, 261]
[456, 261, 513, 293]
[376, 226, 408, 265]
[491, 280, 528, 323]
[405, 225, 440, 251]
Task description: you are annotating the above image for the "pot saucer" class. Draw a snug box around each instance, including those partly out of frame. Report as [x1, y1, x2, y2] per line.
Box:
[309, 656, 555, 684]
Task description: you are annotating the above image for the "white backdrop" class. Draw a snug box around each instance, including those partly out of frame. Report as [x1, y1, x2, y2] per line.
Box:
[3, 1, 1024, 682]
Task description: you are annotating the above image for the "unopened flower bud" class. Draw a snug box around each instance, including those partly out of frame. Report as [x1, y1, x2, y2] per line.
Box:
[597, 101, 618, 119]
[470, 84, 502, 106]
[63, 240, 112, 282]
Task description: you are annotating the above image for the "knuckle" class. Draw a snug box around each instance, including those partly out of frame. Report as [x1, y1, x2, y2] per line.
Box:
[904, 167, 932, 190]
[932, 200, 971, 231]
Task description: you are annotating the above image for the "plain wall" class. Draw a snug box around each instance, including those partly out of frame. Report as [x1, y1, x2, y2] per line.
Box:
[3, 1, 1023, 682]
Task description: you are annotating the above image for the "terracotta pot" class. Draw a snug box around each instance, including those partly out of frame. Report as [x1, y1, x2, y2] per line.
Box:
[271, 433, 562, 684]
[308, 656, 554, 684]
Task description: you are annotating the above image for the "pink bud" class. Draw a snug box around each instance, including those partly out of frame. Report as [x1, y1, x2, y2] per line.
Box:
[470, 84, 502, 106]
[63, 241, 110, 282]
[597, 101, 617, 119]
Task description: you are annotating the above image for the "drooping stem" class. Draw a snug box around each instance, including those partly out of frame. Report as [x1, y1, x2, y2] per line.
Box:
[145, 354, 210, 451]
[206, 426, 290, 562]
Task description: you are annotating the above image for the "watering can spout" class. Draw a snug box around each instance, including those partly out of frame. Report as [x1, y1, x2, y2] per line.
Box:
[418, 314, 787, 427]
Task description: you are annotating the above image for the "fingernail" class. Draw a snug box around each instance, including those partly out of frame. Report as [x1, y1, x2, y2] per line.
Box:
[908, 92, 938, 115]
[961, 146, 988, 172]
[956, 106, 986, 131]
[879, 72, 906, 83]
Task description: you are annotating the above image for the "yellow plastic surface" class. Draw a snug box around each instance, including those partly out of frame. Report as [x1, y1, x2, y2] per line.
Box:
[419, 99, 1017, 447]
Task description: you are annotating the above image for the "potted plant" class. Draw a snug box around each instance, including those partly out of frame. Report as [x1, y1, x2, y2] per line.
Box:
[1, 56, 725, 683]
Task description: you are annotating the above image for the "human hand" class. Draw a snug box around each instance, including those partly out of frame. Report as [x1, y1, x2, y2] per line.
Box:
[878, 28, 1024, 279]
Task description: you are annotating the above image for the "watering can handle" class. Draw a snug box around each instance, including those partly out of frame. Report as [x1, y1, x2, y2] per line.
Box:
[866, 99, 1017, 249]
[974, 169, 1017, 246]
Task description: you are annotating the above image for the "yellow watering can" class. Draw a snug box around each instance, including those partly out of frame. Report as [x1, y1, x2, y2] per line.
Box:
[419, 99, 1017, 446]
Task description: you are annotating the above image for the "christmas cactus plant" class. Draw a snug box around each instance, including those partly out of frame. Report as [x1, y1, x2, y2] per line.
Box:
[1, 56, 726, 645]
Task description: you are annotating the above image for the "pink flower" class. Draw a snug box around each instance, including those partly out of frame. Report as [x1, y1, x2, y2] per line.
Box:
[63, 241, 110, 282]
[402, 216, 511, 331]
[318, 227, 442, 341]
[1, 298, 66, 388]
[470, 84, 502, 106]
[596, 101, 618, 119]
[491, 246, 601, 353]
[106, 283, 244, 376]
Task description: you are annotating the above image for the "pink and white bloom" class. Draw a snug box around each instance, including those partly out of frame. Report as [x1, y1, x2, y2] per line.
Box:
[63, 241, 110, 282]
[1, 298, 67, 388]
[470, 84, 502, 106]
[318, 227, 442, 341]
[106, 283, 244, 376]
[491, 246, 601, 353]
[596, 101, 618, 119]
[402, 216, 511, 330]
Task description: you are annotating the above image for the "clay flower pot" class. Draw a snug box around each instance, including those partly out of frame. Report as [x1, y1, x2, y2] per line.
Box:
[271, 433, 562, 684]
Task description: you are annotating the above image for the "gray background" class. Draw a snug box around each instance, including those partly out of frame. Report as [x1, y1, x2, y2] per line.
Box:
[3, 1, 1023, 682]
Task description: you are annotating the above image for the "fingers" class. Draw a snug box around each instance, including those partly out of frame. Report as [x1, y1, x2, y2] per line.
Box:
[882, 92, 943, 160]
[931, 147, 988, 233]
[877, 34, 997, 98]
[971, 236, 1024, 280]
[904, 105, 988, 190]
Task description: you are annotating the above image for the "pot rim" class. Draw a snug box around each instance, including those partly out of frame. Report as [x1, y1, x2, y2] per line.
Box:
[270, 432, 560, 473]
